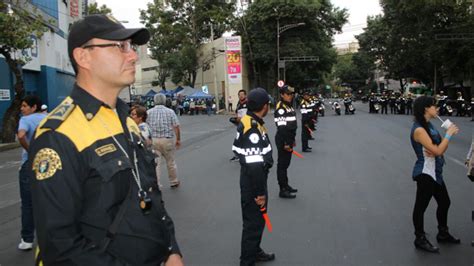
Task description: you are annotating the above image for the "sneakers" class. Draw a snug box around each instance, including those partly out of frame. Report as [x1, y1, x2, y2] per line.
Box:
[170, 181, 181, 188]
[18, 239, 33, 251]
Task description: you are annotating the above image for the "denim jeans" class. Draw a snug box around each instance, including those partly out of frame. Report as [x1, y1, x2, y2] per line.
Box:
[19, 161, 34, 242]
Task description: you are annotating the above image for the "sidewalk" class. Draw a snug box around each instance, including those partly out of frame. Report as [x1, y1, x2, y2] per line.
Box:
[0, 142, 20, 152]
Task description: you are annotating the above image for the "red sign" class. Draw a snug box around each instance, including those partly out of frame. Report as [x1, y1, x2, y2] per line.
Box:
[277, 80, 285, 87]
[70, 0, 79, 17]
[226, 51, 241, 74]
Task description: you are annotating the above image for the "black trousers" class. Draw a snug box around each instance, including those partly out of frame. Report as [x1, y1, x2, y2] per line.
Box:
[412, 174, 451, 237]
[390, 105, 395, 114]
[406, 106, 413, 115]
[301, 122, 311, 150]
[381, 104, 388, 114]
[275, 135, 293, 190]
[240, 191, 265, 266]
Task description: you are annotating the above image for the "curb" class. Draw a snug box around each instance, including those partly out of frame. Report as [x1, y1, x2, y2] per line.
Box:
[0, 142, 21, 152]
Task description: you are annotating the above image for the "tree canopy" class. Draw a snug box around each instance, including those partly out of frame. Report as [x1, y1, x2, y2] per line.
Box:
[87, 2, 112, 15]
[140, 0, 235, 88]
[0, 1, 48, 142]
[357, 0, 474, 92]
[233, 0, 347, 92]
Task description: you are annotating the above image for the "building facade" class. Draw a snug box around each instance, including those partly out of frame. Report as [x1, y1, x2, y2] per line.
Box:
[0, 0, 87, 130]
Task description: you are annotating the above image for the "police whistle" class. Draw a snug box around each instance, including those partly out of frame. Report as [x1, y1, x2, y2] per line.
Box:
[259, 206, 273, 232]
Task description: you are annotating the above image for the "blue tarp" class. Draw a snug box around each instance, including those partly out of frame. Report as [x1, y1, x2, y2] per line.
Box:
[159, 89, 173, 96]
[189, 91, 213, 99]
[144, 89, 157, 97]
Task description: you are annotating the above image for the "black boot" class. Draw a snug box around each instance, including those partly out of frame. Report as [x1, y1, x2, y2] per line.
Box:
[437, 227, 461, 244]
[414, 235, 439, 253]
[287, 185, 298, 193]
[255, 250, 275, 262]
[279, 188, 296, 199]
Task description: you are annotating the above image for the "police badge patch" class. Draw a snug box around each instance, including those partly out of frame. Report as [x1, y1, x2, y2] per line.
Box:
[33, 148, 62, 180]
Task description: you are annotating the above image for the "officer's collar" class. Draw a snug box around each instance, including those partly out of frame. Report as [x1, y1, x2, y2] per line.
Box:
[247, 111, 264, 125]
[71, 83, 130, 121]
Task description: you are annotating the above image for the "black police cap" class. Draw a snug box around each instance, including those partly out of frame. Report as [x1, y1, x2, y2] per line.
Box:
[68, 14, 150, 68]
[247, 88, 270, 111]
[279, 85, 295, 94]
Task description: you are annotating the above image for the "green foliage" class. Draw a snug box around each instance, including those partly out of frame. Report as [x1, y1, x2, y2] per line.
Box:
[0, 1, 48, 142]
[87, 2, 112, 15]
[140, 0, 235, 87]
[357, 0, 474, 90]
[233, 0, 347, 91]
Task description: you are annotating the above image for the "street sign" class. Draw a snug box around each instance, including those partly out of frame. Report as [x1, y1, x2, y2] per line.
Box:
[278, 60, 285, 68]
[277, 80, 285, 87]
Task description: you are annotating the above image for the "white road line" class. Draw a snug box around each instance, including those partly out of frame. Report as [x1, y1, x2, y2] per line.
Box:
[446, 155, 466, 167]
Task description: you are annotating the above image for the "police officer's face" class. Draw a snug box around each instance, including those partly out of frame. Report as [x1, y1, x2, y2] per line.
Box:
[281, 92, 294, 102]
[83, 38, 138, 88]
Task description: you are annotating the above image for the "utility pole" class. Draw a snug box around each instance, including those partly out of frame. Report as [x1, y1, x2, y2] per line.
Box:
[210, 23, 220, 113]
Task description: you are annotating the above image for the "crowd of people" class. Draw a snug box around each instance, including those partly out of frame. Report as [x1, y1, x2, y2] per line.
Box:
[9, 14, 473, 266]
[144, 97, 217, 116]
[366, 91, 473, 120]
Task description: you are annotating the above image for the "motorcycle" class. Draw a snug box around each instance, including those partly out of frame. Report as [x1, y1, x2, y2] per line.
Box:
[374, 103, 380, 113]
[444, 102, 453, 116]
[318, 103, 325, 117]
[331, 101, 341, 115]
[344, 98, 355, 115]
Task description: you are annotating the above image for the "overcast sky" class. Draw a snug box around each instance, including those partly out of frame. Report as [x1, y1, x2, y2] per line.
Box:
[95, 0, 382, 46]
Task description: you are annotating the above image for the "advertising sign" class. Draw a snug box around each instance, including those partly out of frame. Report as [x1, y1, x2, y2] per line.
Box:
[225, 37, 242, 84]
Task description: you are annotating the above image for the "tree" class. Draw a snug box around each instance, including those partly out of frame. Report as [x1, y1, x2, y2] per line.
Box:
[332, 51, 374, 90]
[87, 2, 112, 15]
[233, 0, 347, 92]
[140, 0, 235, 88]
[0, 1, 48, 142]
[357, 0, 473, 92]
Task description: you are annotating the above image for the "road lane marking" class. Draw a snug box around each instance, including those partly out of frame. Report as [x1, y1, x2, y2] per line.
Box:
[0, 160, 21, 169]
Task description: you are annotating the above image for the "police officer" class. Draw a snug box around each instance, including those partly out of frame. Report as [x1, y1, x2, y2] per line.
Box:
[29, 15, 183, 265]
[300, 91, 313, 152]
[406, 93, 413, 115]
[368, 92, 376, 113]
[274, 85, 297, 199]
[380, 92, 388, 114]
[232, 88, 275, 266]
[389, 92, 396, 114]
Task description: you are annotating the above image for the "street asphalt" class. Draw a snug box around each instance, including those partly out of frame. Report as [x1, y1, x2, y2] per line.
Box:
[0, 103, 472, 265]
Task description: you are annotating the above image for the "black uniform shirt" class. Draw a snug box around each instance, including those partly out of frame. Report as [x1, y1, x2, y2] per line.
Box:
[232, 112, 273, 196]
[29, 84, 180, 265]
[300, 99, 312, 123]
[274, 100, 297, 146]
[236, 99, 248, 118]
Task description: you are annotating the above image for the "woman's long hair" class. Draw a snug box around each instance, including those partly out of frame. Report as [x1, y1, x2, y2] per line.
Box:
[413, 96, 436, 144]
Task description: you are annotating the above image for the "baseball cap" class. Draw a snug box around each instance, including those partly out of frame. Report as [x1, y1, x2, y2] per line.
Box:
[247, 88, 270, 111]
[68, 14, 150, 71]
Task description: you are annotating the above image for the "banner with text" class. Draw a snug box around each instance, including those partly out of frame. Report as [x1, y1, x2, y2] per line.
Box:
[225, 37, 242, 84]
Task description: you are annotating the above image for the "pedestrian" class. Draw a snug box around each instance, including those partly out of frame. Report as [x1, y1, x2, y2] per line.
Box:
[232, 88, 275, 266]
[389, 92, 396, 114]
[29, 14, 183, 265]
[40, 104, 48, 114]
[189, 99, 195, 115]
[148, 93, 181, 188]
[410, 96, 460, 253]
[16, 95, 47, 251]
[228, 95, 233, 112]
[274, 85, 297, 199]
[130, 105, 152, 147]
[206, 98, 212, 115]
[230, 90, 248, 162]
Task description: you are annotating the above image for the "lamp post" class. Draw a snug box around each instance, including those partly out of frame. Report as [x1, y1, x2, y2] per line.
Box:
[276, 19, 305, 81]
[210, 23, 221, 113]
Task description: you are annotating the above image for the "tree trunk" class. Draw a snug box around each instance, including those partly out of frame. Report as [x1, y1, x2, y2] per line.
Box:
[1, 53, 25, 143]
